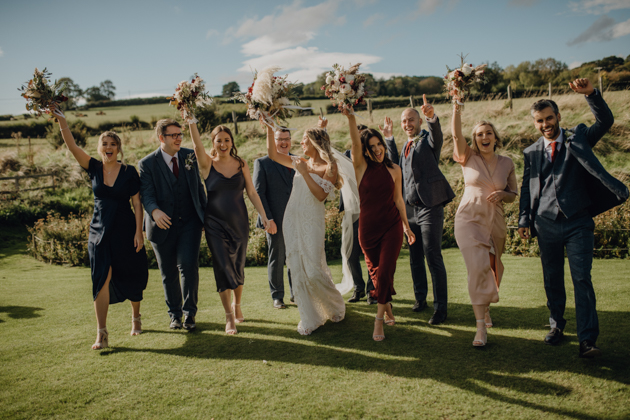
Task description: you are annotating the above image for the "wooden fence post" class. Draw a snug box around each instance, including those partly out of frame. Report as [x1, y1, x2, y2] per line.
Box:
[507, 85, 513, 112]
[231, 110, 238, 135]
[319, 107, 324, 118]
[367, 99, 373, 123]
[548, 83, 552, 99]
[409, 96, 415, 108]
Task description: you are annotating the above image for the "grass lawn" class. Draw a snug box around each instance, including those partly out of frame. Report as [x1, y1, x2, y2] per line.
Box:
[1, 232, 629, 419]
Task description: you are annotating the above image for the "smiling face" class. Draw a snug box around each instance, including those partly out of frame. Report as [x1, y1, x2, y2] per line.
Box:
[366, 136, 386, 163]
[160, 125, 183, 156]
[474, 125, 496, 155]
[98, 136, 119, 163]
[300, 133, 316, 157]
[401, 108, 421, 139]
[213, 131, 233, 156]
[533, 107, 561, 141]
[275, 130, 291, 155]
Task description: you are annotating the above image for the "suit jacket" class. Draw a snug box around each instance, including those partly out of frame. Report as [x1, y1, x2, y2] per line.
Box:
[138, 147, 207, 244]
[253, 155, 294, 229]
[387, 117, 455, 208]
[518, 90, 628, 237]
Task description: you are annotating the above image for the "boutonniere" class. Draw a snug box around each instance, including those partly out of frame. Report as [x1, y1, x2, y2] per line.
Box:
[184, 153, 196, 170]
[412, 135, 421, 145]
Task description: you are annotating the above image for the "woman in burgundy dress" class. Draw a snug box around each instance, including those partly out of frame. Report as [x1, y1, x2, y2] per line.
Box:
[344, 110, 416, 341]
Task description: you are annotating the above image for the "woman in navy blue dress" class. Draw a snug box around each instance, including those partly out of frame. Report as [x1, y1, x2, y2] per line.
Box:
[54, 105, 148, 350]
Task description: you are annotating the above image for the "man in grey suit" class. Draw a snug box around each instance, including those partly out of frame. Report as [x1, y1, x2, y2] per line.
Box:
[138, 119, 207, 330]
[385, 95, 455, 325]
[518, 78, 628, 358]
[253, 127, 294, 309]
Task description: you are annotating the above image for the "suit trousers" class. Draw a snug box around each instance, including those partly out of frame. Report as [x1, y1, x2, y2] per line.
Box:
[534, 210, 598, 343]
[408, 203, 448, 311]
[349, 219, 374, 294]
[151, 218, 202, 319]
[267, 224, 293, 301]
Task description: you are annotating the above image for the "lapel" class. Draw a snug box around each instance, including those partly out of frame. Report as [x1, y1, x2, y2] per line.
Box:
[533, 138, 545, 182]
[155, 148, 175, 192]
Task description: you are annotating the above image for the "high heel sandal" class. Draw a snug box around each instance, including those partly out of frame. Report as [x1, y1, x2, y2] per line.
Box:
[225, 311, 237, 335]
[373, 317, 385, 341]
[384, 302, 395, 326]
[92, 328, 109, 350]
[232, 303, 244, 323]
[130, 315, 142, 336]
[473, 320, 487, 347]
[485, 307, 493, 328]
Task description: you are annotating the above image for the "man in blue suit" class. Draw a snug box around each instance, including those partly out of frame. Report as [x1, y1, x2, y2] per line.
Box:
[253, 127, 294, 309]
[385, 96, 455, 325]
[518, 78, 628, 358]
[138, 119, 207, 331]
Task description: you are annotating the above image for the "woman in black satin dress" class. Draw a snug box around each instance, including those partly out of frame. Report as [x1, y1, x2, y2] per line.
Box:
[189, 123, 269, 335]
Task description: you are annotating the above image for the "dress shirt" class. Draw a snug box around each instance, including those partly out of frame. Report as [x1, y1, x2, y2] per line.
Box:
[542, 130, 564, 163]
[161, 149, 179, 173]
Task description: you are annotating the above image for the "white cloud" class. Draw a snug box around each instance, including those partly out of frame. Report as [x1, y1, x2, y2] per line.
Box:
[363, 13, 382, 27]
[569, 0, 630, 14]
[206, 29, 219, 39]
[226, 0, 345, 56]
[567, 16, 630, 45]
[413, 0, 441, 17]
[568, 61, 583, 69]
[237, 46, 382, 84]
[0, 47, 3, 57]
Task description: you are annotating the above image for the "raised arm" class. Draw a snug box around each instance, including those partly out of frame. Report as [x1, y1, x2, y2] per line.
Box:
[379, 116, 399, 165]
[421, 94, 443, 158]
[569, 78, 614, 148]
[189, 122, 212, 179]
[343, 108, 367, 177]
[264, 121, 293, 168]
[451, 103, 470, 161]
[51, 104, 90, 169]
[242, 162, 268, 229]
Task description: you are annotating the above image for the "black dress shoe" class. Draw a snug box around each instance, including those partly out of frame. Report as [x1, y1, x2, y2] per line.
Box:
[347, 290, 365, 303]
[290, 296, 295, 303]
[544, 328, 564, 346]
[170, 317, 183, 330]
[367, 295, 378, 305]
[273, 299, 286, 309]
[412, 300, 427, 312]
[579, 340, 602, 358]
[428, 310, 447, 325]
[183, 316, 196, 331]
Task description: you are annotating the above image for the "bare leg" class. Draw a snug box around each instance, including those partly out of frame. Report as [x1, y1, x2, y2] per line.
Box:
[473, 304, 488, 346]
[219, 290, 236, 335]
[130, 301, 141, 335]
[232, 285, 244, 322]
[92, 267, 111, 349]
[373, 303, 386, 341]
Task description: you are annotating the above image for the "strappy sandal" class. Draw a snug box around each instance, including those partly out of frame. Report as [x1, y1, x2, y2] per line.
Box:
[225, 311, 237, 335]
[473, 320, 487, 347]
[384, 302, 395, 326]
[92, 328, 109, 350]
[485, 307, 493, 328]
[131, 315, 142, 336]
[232, 303, 244, 323]
[373, 317, 385, 341]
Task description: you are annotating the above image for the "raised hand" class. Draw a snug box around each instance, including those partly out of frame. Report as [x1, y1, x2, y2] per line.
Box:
[318, 115, 328, 129]
[420, 94, 434, 119]
[341, 105, 355, 119]
[569, 78, 595, 96]
[379, 116, 393, 137]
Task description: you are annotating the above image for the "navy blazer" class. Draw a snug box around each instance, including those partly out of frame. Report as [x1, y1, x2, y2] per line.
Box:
[138, 147, 207, 244]
[387, 117, 455, 208]
[253, 155, 294, 229]
[518, 90, 628, 237]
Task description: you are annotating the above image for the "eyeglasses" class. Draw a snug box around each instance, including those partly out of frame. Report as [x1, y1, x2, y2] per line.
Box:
[164, 133, 184, 139]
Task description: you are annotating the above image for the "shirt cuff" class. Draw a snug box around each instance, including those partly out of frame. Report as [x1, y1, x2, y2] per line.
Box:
[425, 115, 437, 123]
[384, 136, 394, 141]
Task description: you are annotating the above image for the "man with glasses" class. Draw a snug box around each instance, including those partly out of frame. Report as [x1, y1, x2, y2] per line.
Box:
[138, 119, 207, 331]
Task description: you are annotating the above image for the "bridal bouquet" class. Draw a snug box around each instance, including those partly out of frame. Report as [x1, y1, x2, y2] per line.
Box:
[322, 63, 367, 112]
[167, 73, 213, 123]
[18, 68, 68, 121]
[444, 54, 487, 110]
[233, 66, 304, 128]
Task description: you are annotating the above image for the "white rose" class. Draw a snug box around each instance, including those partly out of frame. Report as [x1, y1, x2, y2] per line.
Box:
[345, 74, 355, 83]
[340, 83, 352, 94]
[462, 64, 473, 76]
[326, 75, 333, 84]
[333, 79, 340, 88]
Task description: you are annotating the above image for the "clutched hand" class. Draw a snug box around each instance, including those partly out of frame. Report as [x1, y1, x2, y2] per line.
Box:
[292, 155, 309, 174]
[405, 229, 416, 245]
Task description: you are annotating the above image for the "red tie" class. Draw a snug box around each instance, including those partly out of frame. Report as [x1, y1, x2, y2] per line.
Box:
[550, 141, 557, 163]
[171, 156, 179, 178]
[404, 141, 413, 158]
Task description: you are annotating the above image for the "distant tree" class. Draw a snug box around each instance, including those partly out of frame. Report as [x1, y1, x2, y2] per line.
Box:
[417, 77, 443, 94]
[99, 80, 116, 100]
[221, 81, 241, 97]
[594, 56, 625, 72]
[475, 62, 505, 93]
[84, 86, 108, 104]
[57, 77, 82, 110]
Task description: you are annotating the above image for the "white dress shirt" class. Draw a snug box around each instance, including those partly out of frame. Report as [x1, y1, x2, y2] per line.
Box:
[542, 130, 564, 163]
[161, 149, 179, 173]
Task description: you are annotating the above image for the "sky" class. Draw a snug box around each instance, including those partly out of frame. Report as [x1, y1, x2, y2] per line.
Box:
[0, 0, 629, 116]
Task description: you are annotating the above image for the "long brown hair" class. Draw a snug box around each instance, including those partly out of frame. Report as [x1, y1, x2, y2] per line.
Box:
[209, 125, 244, 168]
[360, 129, 393, 168]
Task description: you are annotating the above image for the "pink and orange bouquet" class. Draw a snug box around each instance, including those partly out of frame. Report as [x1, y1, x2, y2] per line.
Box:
[444, 55, 487, 110]
[18, 68, 68, 121]
[167, 74, 213, 123]
[322, 63, 368, 112]
[233, 66, 303, 127]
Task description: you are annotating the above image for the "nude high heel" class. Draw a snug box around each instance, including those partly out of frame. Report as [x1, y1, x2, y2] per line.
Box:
[232, 303, 244, 323]
[131, 315, 142, 336]
[373, 317, 385, 341]
[225, 311, 237, 335]
[92, 328, 109, 350]
[384, 303, 395, 326]
[485, 307, 493, 328]
[473, 320, 487, 347]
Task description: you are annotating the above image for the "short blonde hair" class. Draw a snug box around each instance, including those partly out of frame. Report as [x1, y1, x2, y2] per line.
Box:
[470, 121, 502, 153]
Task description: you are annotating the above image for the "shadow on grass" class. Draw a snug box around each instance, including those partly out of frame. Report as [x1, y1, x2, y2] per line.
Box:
[0, 305, 44, 323]
[106, 302, 630, 420]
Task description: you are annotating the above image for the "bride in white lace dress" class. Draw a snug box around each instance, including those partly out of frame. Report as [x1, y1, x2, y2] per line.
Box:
[265, 123, 347, 335]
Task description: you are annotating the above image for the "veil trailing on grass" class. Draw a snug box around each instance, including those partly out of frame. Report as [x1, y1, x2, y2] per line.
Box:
[332, 148, 360, 295]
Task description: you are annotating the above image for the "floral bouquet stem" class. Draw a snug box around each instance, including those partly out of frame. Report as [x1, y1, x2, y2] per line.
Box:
[167, 73, 213, 124]
[18, 68, 68, 122]
[444, 54, 487, 112]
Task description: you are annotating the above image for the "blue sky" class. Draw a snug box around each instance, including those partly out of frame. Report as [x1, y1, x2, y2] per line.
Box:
[1, 0, 629, 116]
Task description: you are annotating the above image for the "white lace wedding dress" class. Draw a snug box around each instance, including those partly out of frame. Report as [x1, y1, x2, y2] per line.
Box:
[283, 171, 346, 335]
